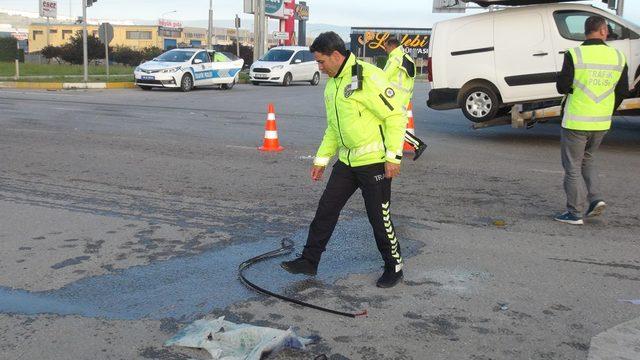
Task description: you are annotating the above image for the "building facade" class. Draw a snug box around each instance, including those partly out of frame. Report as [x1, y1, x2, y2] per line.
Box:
[27, 23, 278, 53]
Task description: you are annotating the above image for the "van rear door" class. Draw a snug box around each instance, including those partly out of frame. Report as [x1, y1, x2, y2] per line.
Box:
[494, 8, 558, 103]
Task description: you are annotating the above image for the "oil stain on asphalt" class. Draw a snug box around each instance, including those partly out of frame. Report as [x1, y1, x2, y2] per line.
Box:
[0, 217, 422, 321]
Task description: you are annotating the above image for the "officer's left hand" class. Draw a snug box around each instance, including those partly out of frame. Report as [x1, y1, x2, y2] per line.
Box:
[385, 162, 401, 178]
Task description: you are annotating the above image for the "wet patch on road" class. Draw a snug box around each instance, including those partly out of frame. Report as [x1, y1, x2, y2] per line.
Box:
[0, 217, 423, 322]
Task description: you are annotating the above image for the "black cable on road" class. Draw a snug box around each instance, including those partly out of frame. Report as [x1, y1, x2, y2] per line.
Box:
[238, 238, 368, 318]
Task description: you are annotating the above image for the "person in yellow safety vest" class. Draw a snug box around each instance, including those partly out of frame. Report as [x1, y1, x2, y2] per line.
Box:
[281, 32, 408, 288]
[383, 37, 427, 161]
[554, 15, 629, 225]
[213, 52, 229, 62]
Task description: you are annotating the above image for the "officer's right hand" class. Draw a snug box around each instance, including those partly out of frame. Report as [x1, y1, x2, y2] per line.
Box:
[311, 165, 325, 181]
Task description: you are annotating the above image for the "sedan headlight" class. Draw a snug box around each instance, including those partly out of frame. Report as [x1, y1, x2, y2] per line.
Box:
[134, 66, 140, 72]
[160, 66, 182, 73]
[271, 65, 284, 70]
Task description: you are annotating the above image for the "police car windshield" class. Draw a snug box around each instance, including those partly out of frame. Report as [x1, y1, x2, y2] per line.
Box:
[260, 49, 294, 62]
[155, 50, 196, 62]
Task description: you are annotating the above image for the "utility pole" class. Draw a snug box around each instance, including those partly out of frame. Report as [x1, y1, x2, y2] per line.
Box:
[82, 0, 88, 82]
[207, 0, 213, 49]
[617, 0, 625, 17]
[252, 0, 261, 62]
[46, 16, 50, 47]
[235, 14, 241, 57]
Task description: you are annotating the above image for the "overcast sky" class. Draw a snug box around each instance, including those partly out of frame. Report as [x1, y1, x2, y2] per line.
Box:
[0, 0, 638, 27]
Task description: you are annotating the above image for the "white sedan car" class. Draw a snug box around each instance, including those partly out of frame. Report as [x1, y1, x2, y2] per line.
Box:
[134, 49, 244, 92]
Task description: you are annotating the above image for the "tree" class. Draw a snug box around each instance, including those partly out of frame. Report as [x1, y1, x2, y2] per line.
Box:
[41, 45, 64, 63]
[58, 31, 105, 65]
[0, 37, 21, 62]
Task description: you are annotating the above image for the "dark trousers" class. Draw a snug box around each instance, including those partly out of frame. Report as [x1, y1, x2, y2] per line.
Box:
[302, 161, 402, 268]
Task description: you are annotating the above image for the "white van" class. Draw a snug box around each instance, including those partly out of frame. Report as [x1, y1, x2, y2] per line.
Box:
[427, 3, 640, 123]
[250, 46, 321, 86]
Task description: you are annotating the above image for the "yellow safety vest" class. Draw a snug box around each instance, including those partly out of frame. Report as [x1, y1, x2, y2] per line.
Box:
[383, 46, 416, 108]
[563, 45, 625, 131]
[314, 53, 407, 168]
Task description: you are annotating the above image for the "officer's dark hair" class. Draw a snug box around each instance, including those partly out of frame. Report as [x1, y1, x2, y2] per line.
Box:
[585, 16, 607, 36]
[310, 32, 348, 56]
[384, 37, 401, 47]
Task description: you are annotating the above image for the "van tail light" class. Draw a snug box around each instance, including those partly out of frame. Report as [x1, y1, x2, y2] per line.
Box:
[427, 57, 433, 82]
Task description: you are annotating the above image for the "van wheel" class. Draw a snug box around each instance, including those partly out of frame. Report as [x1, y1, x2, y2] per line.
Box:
[310, 72, 320, 86]
[180, 74, 194, 92]
[461, 85, 499, 122]
[282, 73, 292, 87]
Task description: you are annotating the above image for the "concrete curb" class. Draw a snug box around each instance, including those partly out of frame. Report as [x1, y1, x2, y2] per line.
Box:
[0, 82, 135, 90]
[588, 316, 640, 360]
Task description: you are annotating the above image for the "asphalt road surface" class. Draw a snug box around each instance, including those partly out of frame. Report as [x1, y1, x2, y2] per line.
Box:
[0, 81, 639, 360]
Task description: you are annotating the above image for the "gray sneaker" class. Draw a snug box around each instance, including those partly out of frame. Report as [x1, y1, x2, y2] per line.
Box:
[586, 200, 607, 217]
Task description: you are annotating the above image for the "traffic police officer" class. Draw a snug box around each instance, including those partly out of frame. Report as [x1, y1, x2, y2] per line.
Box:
[554, 16, 628, 225]
[281, 32, 408, 288]
[383, 37, 427, 160]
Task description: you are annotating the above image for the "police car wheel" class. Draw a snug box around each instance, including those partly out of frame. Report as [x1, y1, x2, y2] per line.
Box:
[460, 85, 500, 123]
[222, 77, 235, 90]
[180, 74, 194, 92]
[139, 86, 152, 91]
[282, 73, 292, 87]
[310, 72, 320, 86]
[252, 81, 260, 86]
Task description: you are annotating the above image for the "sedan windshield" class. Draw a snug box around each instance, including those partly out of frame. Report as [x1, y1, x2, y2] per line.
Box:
[155, 51, 195, 62]
[260, 50, 294, 62]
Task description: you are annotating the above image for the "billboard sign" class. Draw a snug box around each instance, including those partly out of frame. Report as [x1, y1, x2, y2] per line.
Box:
[294, 2, 309, 20]
[158, 18, 183, 29]
[350, 30, 431, 58]
[39, 0, 58, 18]
[265, 0, 286, 18]
[433, 0, 466, 13]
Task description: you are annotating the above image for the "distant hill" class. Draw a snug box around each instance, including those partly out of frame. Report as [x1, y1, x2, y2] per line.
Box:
[0, 10, 351, 41]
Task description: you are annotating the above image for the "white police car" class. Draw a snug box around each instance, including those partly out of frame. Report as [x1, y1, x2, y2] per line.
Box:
[134, 48, 244, 92]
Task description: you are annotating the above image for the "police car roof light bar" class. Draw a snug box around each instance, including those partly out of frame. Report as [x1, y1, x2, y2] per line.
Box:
[238, 238, 369, 319]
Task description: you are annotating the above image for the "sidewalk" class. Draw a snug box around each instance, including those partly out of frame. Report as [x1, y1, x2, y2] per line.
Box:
[0, 82, 135, 90]
[588, 316, 640, 360]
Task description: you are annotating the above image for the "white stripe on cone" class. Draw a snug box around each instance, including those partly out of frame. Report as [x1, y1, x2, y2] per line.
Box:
[264, 130, 279, 139]
[267, 113, 276, 120]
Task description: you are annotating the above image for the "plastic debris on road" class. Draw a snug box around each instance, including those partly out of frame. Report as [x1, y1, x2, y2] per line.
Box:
[165, 316, 317, 360]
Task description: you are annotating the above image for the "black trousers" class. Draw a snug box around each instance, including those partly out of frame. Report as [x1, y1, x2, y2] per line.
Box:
[302, 161, 402, 268]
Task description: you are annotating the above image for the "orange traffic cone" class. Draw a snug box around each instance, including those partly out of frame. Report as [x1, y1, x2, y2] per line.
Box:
[259, 103, 284, 152]
[403, 102, 415, 153]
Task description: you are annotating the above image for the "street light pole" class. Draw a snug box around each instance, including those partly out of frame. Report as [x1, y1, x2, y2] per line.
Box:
[207, 0, 213, 49]
[82, 0, 88, 82]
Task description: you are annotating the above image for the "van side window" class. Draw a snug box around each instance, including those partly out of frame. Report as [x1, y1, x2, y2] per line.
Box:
[554, 10, 632, 41]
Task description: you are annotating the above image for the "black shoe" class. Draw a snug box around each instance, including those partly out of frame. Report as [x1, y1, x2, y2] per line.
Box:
[280, 257, 317, 276]
[585, 200, 606, 217]
[376, 266, 403, 288]
[413, 141, 427, 161]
